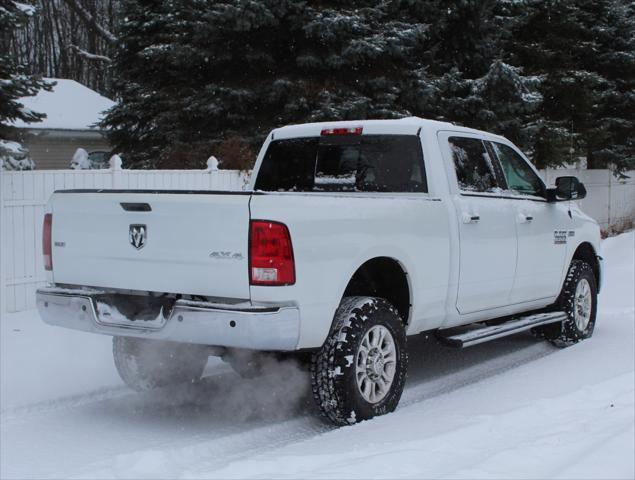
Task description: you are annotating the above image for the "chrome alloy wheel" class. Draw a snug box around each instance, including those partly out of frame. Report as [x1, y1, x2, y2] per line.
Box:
[574, 278, 592, 331]
[355, 325, 397, 404]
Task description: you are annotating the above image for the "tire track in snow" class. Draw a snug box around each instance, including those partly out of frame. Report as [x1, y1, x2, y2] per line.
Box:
[400, 334, 555, 407]
[1, 386, 130, 424]
[64, 335, 558, 478]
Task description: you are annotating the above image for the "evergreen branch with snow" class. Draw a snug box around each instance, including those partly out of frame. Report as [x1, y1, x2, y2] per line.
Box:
[68, 44, 112, 63]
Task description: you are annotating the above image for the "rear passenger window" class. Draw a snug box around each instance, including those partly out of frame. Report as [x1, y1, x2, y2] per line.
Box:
[255, 135, 427, 193]
[449, 137, 499, 193]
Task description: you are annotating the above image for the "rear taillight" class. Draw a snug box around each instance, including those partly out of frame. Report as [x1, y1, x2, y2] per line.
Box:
[320, 126, 363, 136]
[249, 220, 295, 286]
[43, 213, 52, 271]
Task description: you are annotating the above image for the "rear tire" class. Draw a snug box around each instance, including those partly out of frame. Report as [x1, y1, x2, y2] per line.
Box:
[310, 297, 408, 426]
[113, 337, 208, 391]
[534, 260, 597, 348]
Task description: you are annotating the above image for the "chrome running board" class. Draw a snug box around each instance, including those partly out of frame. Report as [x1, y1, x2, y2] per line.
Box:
[437, 311, 567, 348]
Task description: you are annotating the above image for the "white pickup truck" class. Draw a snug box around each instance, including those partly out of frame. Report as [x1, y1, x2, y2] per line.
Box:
[37, 117, 603, 425]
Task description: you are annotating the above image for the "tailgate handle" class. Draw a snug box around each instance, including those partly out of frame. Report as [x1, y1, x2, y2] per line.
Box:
[120, 202, 152, 212]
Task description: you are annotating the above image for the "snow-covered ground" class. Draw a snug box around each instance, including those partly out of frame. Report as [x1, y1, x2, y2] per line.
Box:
[1, 232, 633, 479]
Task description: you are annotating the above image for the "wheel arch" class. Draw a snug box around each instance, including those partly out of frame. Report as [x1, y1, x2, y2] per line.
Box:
[571, 241, 601, 292]
[341, 256, 412, 325]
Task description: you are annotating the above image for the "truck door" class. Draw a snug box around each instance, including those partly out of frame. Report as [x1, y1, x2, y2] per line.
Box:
[439, 133, 518, 314]
[487, 141, 569, 303]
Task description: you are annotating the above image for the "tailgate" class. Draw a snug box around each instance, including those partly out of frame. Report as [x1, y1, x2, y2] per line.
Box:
[50, 191, 251, 300]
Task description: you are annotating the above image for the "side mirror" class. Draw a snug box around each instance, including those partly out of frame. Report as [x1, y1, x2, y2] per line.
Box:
[547, 176, 587, 202]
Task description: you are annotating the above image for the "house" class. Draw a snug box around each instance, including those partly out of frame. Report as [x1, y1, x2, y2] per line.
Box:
[11, 78, 115, 169]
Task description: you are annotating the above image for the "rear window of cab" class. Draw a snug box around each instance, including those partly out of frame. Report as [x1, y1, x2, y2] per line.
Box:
[254, 135, 427, 193]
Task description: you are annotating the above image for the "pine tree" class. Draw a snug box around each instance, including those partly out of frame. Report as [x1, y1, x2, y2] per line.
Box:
[420, 0, 500, 79]
[103, 0, 632, 172]
[1, 0, 52, 170]
[582, 0, 635, 173]
[507, 0, 634, 172]
[102, 0, 431, 169]
[401, 1, 542, 160]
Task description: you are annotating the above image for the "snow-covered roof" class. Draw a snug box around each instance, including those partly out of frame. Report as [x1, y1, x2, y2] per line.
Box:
[273, 117, 507, 141]
[11, 78, 115, 131]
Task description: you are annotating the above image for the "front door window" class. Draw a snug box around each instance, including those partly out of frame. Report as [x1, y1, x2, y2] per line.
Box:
[491, 142, 544, 197]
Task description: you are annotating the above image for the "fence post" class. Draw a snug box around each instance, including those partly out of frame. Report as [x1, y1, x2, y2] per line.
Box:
[206, 156, 219, 171]
[607, 171, 612, 229]
[110, 154, 123, 188]
[0, 169, 5, 314]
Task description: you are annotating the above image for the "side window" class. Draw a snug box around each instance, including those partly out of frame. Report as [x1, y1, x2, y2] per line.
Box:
[491, 142, 544, 197]
[449, 136, 499, 192]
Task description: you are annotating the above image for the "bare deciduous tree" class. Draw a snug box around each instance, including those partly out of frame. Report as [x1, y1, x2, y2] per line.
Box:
[8, 0, 121, 96]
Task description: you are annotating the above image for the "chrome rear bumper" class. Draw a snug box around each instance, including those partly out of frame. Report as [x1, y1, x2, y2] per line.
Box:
[36, 287, 300, 351]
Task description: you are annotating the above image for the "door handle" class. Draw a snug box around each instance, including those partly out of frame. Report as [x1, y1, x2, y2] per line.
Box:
[120, 202, 152, 212]
[462, 213, 480, 224]
[518, 213, 534, 223]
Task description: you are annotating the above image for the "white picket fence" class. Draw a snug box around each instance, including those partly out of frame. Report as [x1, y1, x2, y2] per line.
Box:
[1, 167, 633, 313]
[0, 167, 248, 313]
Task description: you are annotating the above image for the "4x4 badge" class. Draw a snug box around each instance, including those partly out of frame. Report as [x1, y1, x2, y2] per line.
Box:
[129, 224, 147, 250]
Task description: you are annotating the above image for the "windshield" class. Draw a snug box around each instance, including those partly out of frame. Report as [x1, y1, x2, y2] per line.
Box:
[254, 135, 427, 193]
